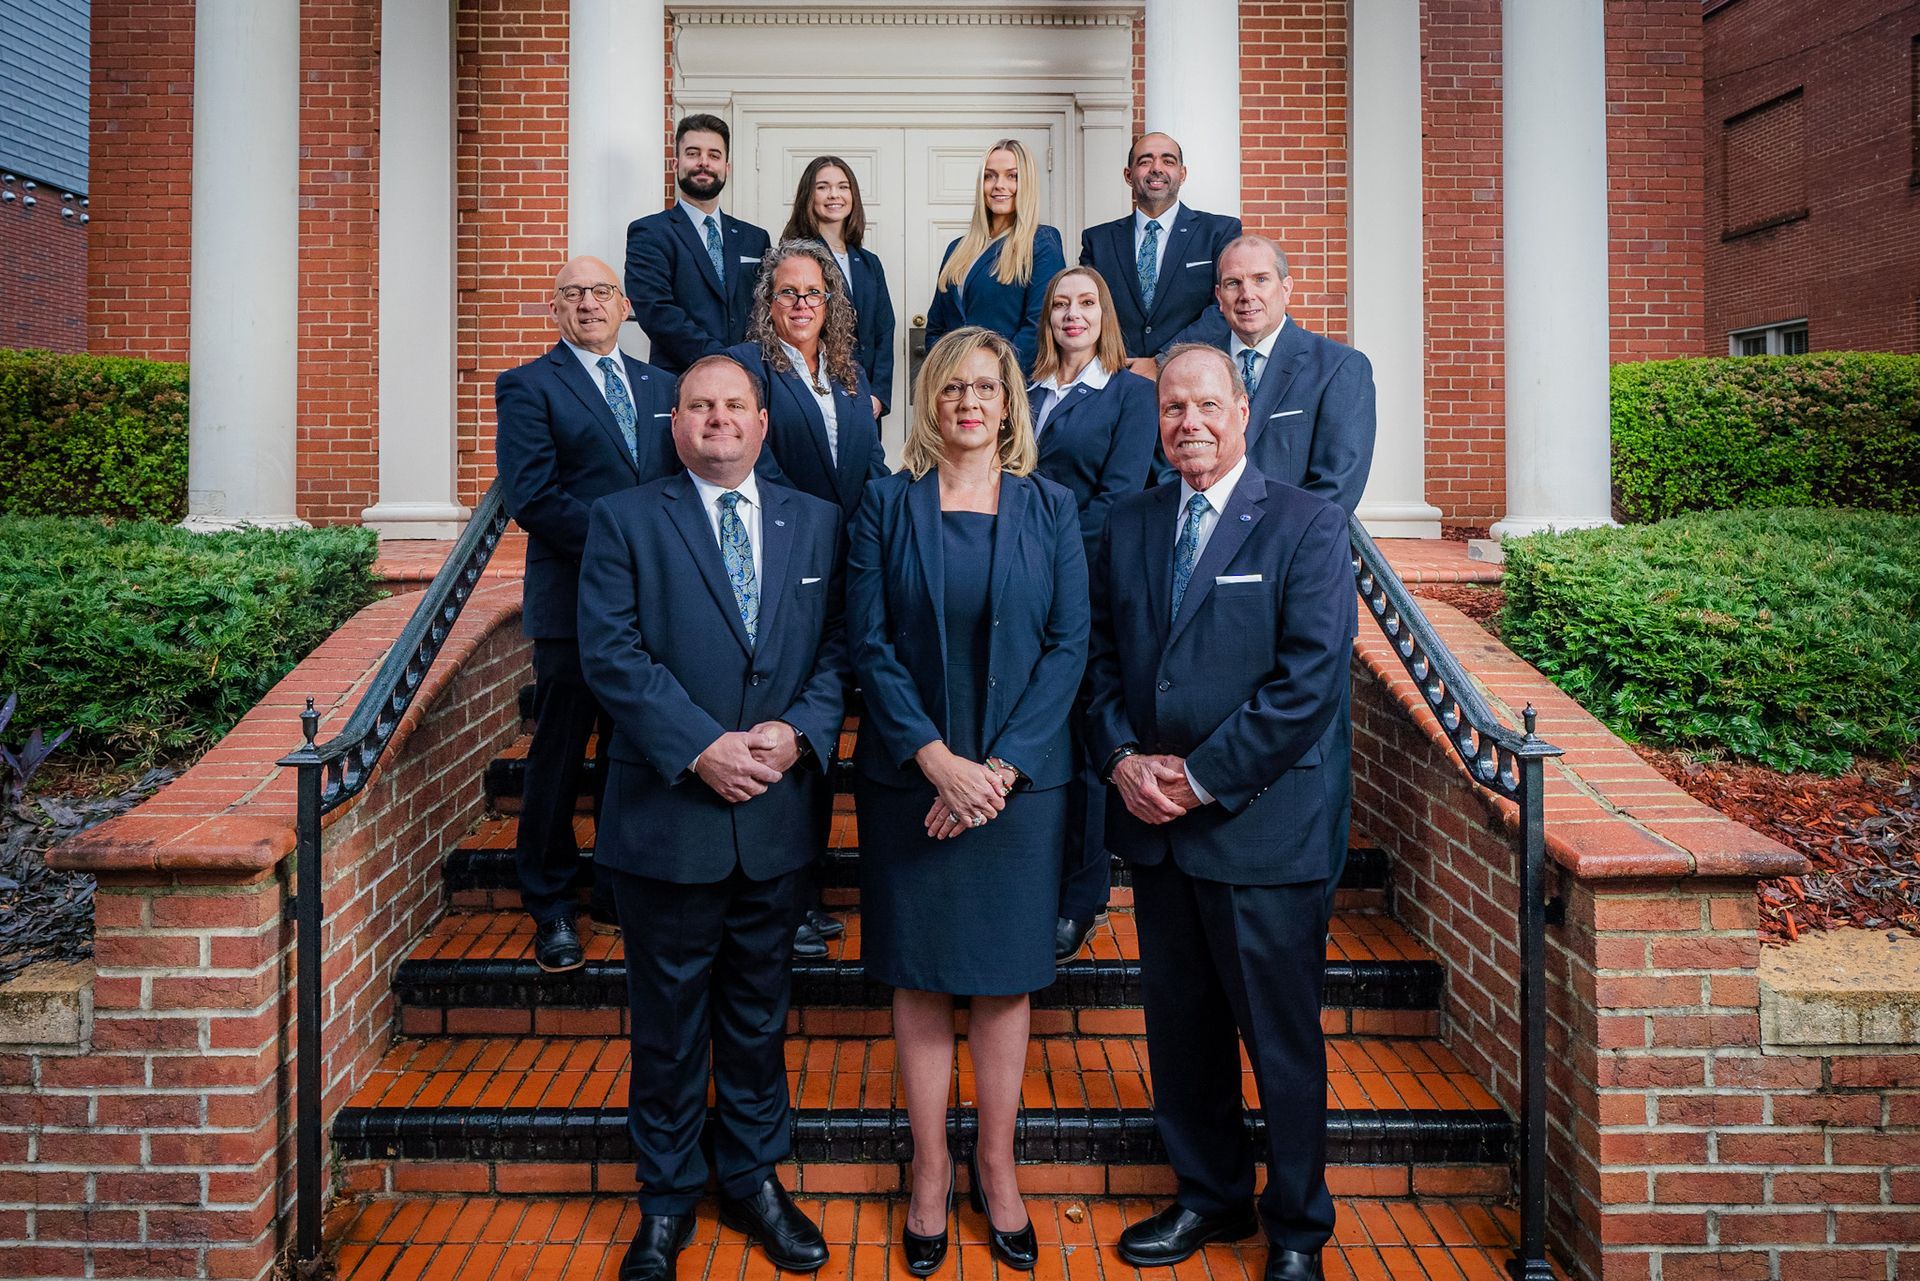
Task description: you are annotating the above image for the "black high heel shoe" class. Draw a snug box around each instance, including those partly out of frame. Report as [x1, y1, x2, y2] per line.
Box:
[968, 1150, 1038, 1271]
[902, 1155, 955, 1275]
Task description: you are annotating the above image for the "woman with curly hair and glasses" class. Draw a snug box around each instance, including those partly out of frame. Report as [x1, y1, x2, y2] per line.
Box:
[727, 239, 890, 519]
[782, 156, 896, 419]
[923, 140, 1066, 375]
[846, 326, 1088, 1275]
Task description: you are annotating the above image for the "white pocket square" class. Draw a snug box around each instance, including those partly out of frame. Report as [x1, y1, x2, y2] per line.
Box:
[652, 412, 671, 418]
[1184, 259, 1212, 268]
[800, 576, 822, 585]
[1215, 573, 1263, 585]
[739, 255, 761, 264]
[1270, 408, 1304, 418]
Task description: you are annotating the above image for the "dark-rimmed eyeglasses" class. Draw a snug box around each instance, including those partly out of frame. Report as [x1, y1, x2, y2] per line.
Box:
[773, 287, 832, 310]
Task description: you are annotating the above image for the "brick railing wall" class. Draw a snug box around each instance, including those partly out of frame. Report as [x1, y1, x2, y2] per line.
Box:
[0, 583, 528, 1281]
[1352, 601, 1919, 1281]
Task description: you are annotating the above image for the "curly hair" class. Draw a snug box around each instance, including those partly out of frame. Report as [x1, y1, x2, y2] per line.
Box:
[743, 239, 862, 397]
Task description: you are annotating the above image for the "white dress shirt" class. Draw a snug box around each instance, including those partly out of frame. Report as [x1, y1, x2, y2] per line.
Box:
[1169, 452, 1250, 806]
[679, 201, 729, 259]
[779, 340, 839, 464]
[687, 468, 764, 582]
[1227, 314, 1289, 392]
[563, 339, 631, 408]
[1029, 359, 1112, 434]
[1134, 202, 1185, 261]
[829, 247, 853, 289]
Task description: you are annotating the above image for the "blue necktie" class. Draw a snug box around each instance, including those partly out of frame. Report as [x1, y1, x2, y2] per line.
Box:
[1137, 219, 1161, 311]
[717, 491, 758, 643]
[1239, 347, 1260, 394]
[596, 356, 637, 462]
[1170, 492, 1209, 621]
[704, 215, 725, 284]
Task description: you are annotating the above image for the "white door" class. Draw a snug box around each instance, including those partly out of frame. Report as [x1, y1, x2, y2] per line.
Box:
[741, 119, 1061, 453]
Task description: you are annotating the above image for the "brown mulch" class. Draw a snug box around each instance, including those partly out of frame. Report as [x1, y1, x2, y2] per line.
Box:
[1441, 524, 1492, 543]
[1411, 583, 1505, 628]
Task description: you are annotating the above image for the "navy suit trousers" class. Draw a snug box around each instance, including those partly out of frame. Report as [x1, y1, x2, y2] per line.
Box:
[515, 639, 612, 926]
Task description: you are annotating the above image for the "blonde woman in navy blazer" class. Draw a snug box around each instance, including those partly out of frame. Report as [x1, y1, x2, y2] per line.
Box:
[1025, 265, 1165, 964]
[847, 326, 1088, 1274]
[924, 140, 1067, 374]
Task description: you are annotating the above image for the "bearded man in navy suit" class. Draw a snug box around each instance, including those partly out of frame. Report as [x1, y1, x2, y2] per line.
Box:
[1087, 344, 1354, 1281]
[495, 255, 678, 973]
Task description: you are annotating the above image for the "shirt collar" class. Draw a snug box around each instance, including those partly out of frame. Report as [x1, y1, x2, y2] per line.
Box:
[1178, 453, 1249, 512]
[778, 340, 827, 390]
[688, 468, 761, 512]
[1033, 359, 1113, 397]
[679, 201, 725, 236]
[1228, 313, 1289, 361]
[564, 338, 623, 372]
[1135, 202, 1184, 237]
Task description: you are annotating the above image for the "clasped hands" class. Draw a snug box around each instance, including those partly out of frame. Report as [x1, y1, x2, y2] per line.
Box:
[915, 741, 1018, 841]
[1112, 752, 1202, 825]
[693, 721, 801, 802]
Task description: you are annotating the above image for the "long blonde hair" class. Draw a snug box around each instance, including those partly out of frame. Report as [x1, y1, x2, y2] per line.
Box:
[1031, 267, 1129, 384]
[935, 140, 1043, 293]
[902, 327, 1038, 480]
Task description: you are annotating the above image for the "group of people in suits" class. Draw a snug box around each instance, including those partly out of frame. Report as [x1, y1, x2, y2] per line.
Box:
[494, 113, 1378, 1281]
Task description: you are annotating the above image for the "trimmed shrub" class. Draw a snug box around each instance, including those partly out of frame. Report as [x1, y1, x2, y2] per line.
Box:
[1498, 509, 1920, 774]
[0, 518, 383, 760]
[1610, 353, 1920, 523]
[0, 349, 190, 521]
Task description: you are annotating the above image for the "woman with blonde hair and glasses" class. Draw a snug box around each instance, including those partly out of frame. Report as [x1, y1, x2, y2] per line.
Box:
[923, 140, 1066, 374]
[846, 326, 1088, 1274]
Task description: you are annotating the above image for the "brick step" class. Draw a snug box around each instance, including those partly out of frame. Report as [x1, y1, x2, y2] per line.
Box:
[393, 909, 1446, 1039]
[329, 1194, 1555, 1277]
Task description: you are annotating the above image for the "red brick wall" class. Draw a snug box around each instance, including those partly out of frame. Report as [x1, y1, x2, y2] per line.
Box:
[0, 193, 87, 353]
[1705, 0, 1920, 354]
[88, 0, 193, 361]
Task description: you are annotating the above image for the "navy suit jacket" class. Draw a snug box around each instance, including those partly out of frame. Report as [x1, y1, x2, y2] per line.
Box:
[1030, 369, 1164, 562]
[1079, 206, 1240, 358]
[577, 472, 849, 883]
[925, 226, 1067, 373]
[624, 208, 773, 375]
[495, 343, 678, 640]
[1224, 319, 1377, 517]
[847, 470, 1089, 792]
[843, 245, 897, 414]
[724, 343, 890, 518]
[1086, 463, 1354, 885]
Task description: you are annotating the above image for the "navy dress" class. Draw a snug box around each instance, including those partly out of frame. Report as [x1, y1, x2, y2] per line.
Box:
[924, 226, 1068, 374]
[856, 512, 1064, 996]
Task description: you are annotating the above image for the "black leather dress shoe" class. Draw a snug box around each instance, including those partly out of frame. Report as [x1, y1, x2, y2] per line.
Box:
[806, 908, 845, 939]
[1053, 916, 1095, 961]
[1116, 1203, 1259, 1267]
[619, 1212, 694, 1281]
[1265, 1248, 1323, 1281]
[533, 916, 585, 973]
[719, 1175, 829, 1272]
[791, 919, 829, 959]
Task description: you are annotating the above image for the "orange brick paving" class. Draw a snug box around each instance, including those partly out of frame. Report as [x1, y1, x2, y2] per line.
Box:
[328, 1195, 1560, 1280]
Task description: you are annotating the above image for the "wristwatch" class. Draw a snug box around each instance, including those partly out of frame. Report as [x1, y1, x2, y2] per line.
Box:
[1102, 744, 1141, 784]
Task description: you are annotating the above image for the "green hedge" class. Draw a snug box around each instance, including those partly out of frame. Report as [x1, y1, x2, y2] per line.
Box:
[0, 518, 382, 760]
[1498, 509, 1920, 774]
[1611, 353, 1920, 523]
[0, 349, 190, 521]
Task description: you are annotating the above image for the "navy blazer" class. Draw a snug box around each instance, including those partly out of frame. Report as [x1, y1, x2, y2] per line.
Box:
[1219, 319, 1378, 517]
[924, 226, 1068, 373]
[577, 473, 849, 884]
[1030, 369, 1164, 562]
[724, 343, 890, 518]
[847, 470, 1089, 792]
[1079, 206, 1241, 358]
[624, 207, 774, 375]
[842, 245, 897, 414]
[495, 343, 678, 640]
[1085, 463, 1354, 885]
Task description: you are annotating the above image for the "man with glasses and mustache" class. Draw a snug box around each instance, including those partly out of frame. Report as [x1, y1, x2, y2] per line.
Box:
[495, 256, 679, 972]
[626, 114, 774, 375]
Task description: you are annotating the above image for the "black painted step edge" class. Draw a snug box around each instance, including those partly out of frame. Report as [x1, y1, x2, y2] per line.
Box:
[392, 954, 1444, 1013]
[334, 1104, 1511, 1167]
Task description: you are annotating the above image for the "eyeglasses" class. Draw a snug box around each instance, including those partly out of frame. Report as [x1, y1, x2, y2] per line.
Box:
[773, 287, 832, 310]
[936, 378, 1005, 403]
[556, 283, 620, 303]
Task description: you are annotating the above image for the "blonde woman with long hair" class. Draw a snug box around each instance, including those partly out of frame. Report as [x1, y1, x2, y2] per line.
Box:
[845, 327, 1088, 1274]
[922, 140, 1066, 374]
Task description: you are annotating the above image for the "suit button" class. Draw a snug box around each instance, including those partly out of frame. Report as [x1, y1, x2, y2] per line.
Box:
[992, 618, 1001, 626]
[751, 673, 763, 686]
[989, 677, 998, 688]
[1144, 325, 1153, 335]
[1157, 679, 1171, 692]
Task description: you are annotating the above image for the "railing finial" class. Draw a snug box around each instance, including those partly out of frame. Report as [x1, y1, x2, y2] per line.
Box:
[301, 697, 319, 747]
[1522, 704, 1538, 741]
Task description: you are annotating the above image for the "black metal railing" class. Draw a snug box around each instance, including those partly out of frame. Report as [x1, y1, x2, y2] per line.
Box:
[1347, 517, 1562, 1281]
[278, 480, 509, 1276]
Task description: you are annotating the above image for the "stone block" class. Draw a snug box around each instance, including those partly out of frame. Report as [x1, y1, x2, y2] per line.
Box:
[1760, 929, 1920, 1052]
[0, 960, 94, 1047]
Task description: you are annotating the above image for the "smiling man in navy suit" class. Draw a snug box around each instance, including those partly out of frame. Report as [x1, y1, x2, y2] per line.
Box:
[578, 355, 847, 1281]
[625, 115, 775, 375]
[1087, 344, 1354, 1281]
[495, 255, 678, 973]
[1079, 133, 1240, 372]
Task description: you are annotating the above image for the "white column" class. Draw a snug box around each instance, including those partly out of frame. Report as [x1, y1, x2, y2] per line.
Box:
[1493, 0, 1614, 538]
[184, 0, 304, 530]
[362, 0, 468, 540]
[1349, 0, 1443, 539]
[1145, 0, 1239, 212]
[571, 0, 666, 361]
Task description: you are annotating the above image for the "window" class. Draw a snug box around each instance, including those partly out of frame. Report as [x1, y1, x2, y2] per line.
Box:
[1722, 89, 1808, 239]
[1729, 321, 1809, 356]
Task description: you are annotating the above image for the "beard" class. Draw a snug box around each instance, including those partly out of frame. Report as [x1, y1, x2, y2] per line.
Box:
[677, 168, 726, 202]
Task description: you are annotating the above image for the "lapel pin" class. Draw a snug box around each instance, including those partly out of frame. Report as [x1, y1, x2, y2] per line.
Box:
[774, 519, 786, 527]
[1240, 513, 1252, 522]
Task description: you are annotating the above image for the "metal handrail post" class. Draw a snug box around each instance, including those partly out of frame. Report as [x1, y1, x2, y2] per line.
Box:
[1511, 708, 1553, 1281]
[292, 700, 324, 1274]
